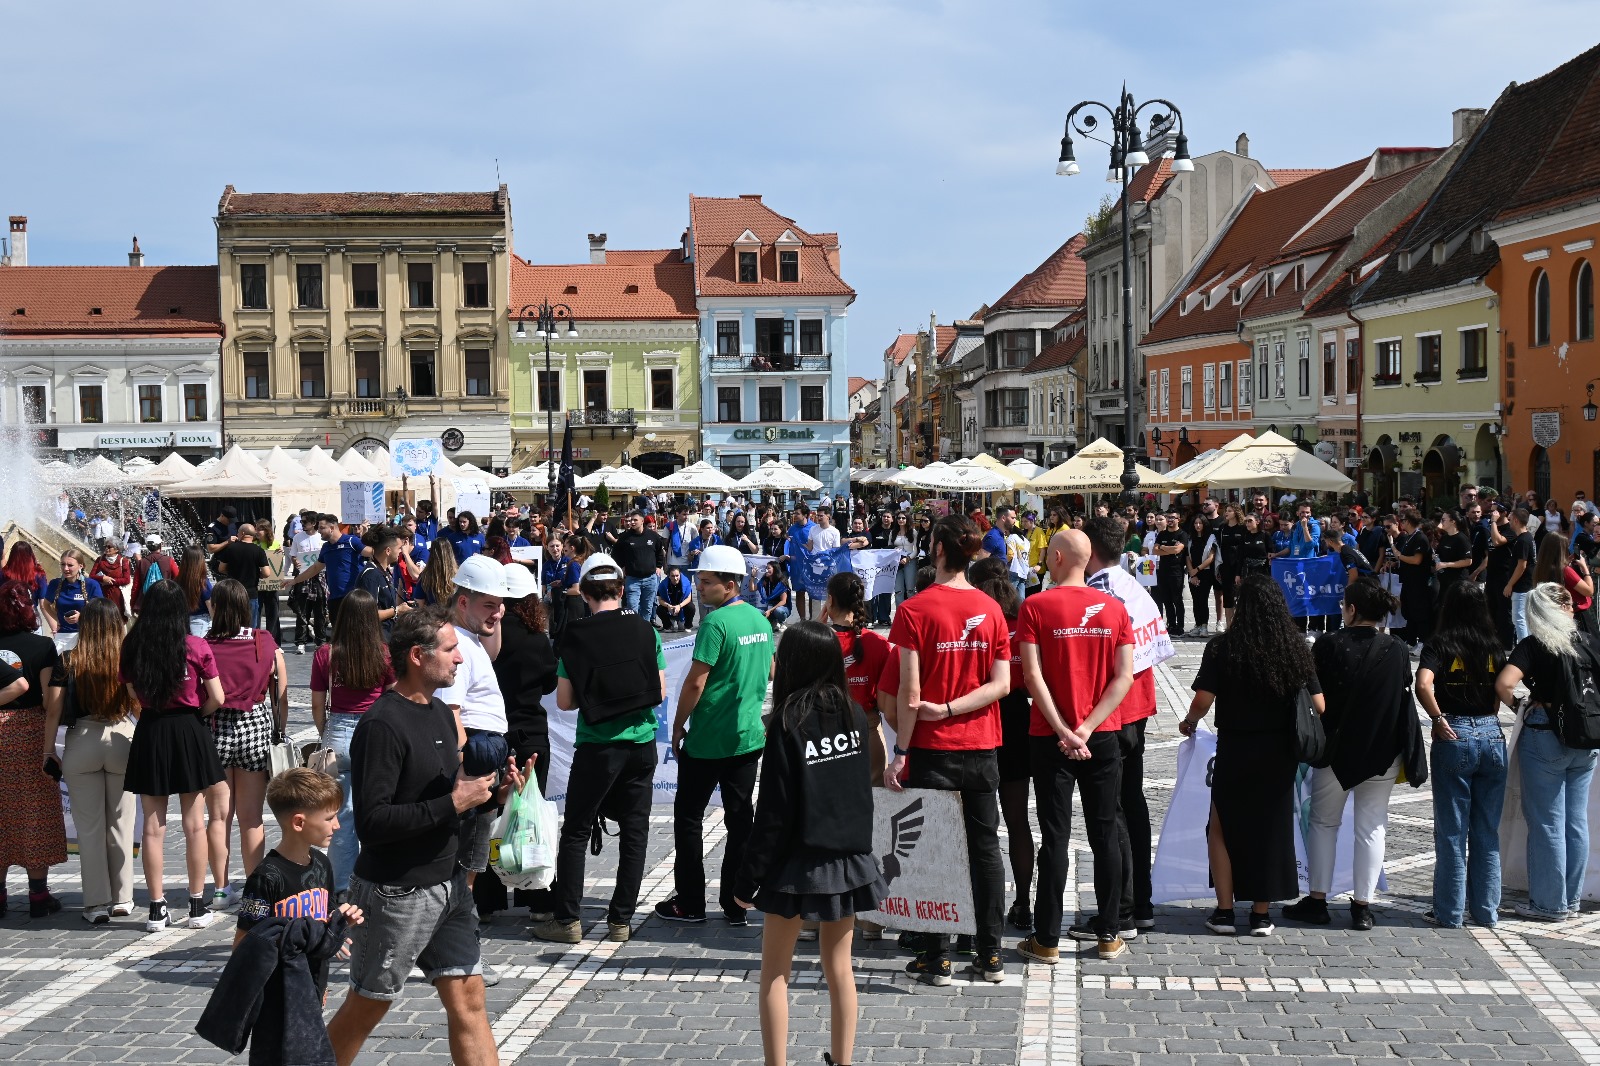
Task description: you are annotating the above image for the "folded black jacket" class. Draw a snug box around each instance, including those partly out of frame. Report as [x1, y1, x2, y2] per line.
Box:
[195, 912, 350, 1066]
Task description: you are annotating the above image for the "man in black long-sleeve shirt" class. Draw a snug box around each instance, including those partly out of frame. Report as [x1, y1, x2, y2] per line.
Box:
[614, 510, 669, 625]
[327, 606, 527, 1066]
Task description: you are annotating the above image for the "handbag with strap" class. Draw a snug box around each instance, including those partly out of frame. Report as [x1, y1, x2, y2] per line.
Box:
[1292, 684, 1328, 766]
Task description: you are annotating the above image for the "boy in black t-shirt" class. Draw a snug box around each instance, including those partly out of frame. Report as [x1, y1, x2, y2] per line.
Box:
[236, 769, 363, 998]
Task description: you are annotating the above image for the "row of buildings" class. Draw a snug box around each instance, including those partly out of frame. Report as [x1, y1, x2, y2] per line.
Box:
[0, 192, 857, 496]
[870, 43, 1600, 510]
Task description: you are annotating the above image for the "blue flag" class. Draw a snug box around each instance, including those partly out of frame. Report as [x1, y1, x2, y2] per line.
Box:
[787, 540, 855, 600]
[1271, 557, 1347, 618]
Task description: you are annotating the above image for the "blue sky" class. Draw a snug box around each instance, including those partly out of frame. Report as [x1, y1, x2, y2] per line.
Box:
[7, 0, 1600, 378]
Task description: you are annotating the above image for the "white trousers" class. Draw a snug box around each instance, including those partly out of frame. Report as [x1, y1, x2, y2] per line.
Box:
[1307, 758, 1399, 902]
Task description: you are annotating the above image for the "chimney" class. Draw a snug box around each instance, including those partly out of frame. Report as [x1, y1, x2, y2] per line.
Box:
[1235, 133, 1249, 157]
[738, 194, 762, 201]
[1453, 107, 1487, 144]
[128, 236, 144, 267]
[586, 232, 607, 265]
[5, 216, 26, 267]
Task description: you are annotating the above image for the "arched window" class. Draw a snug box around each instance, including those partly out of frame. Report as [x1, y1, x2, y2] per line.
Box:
[1577, 260, 1594, 342]
[1533, 269, 1551, 347]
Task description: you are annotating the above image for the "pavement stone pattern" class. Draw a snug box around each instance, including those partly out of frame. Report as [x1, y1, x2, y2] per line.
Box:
[1, 636, 1598, 1063]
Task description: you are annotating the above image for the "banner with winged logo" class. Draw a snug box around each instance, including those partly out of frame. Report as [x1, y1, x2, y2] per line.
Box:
[861, 788, 975, 935]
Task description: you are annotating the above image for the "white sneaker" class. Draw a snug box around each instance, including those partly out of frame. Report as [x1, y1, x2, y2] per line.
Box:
[82, 907, 110, 925]
[213, 885, 242, 910]
[110, 900, 135, 917]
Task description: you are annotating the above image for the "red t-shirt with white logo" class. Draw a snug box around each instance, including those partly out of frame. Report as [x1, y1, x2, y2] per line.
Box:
[1110, 669, 1157, 729]
[834, 626, 892, 716]
[887, 583, 1010, 751]
[1016, 585, 1132, 736]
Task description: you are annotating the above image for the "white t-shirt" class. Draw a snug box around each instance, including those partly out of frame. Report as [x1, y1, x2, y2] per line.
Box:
[1005, 532, 1031, 579]
[809, 524, 841, 553]
[434, 625, 507, 733]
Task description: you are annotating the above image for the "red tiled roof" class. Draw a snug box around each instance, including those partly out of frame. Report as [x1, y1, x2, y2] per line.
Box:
[990, 233, 1087, 312]
[1127, 158, 1175, 203]
[884, 333, 918, 366]
[1026, 330, 1086, 373]
[217, 185, 508, 217]
[510, 251, 695, 321]
[1142, 159, 1373, 346]
[933, 325, 959, 363]
[688, 195, 854, 299]
[1268, 169, 1327, 187]
[0, 266, 220, 336]
[848, 376, 871, 396]
[1498, 43, 1600, 221]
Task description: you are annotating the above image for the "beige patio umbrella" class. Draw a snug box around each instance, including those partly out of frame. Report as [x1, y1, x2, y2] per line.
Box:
[962, 452, 1031, 488]
[1029, 437, 1179, 492]
[1188, 430, 1352, 491]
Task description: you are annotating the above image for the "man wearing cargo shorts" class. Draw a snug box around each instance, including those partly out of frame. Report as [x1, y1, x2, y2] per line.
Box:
[326, 607, 526, 1066]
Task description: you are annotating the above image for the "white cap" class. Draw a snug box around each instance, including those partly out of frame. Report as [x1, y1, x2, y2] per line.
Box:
[453, 554, 509, 596]
[579, 552, 623, 582]
[698, 544, 747, 578]
[144, 533, 163, 546]
[502, 562, 538, 600]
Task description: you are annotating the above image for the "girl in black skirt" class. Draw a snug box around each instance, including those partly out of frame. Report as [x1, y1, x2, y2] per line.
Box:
[734, 620, 885, 1066]
[121, 580, 226, 932]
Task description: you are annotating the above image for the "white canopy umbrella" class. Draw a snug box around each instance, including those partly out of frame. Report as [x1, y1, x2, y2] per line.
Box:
[1007, 456, 1046, 481]
[1029, 437, 1180, 492]
[452, 462, 505, 488]
[122, 456, 155, 471]
[73, 456, 130, 485]
[501, 463, 552, 490]
[889, 461, 953, 490]
[649, 461, 740, 494]
[577, 464, 657, 493]
[943, 459, 1017, 492]
[1164, 435, 1255, 487]
[1188, 430, 1352, 491]
[960, 453, 1031, 488]
[736, 460, 824, 493]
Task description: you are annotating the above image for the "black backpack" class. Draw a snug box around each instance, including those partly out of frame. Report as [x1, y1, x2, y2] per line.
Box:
[1555, 637, 1600, 750]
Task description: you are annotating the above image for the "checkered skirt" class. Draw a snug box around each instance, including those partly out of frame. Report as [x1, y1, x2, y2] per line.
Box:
[210, 705, 274, 772]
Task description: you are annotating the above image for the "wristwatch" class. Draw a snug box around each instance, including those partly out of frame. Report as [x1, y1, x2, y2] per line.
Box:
[893, 745, 910, 758]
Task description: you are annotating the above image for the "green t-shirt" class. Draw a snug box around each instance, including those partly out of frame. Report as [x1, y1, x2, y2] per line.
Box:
[557, 628, 666, 746]
[684, 600, 774, 760]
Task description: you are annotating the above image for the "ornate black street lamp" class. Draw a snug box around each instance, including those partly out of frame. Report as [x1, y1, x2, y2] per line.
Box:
[1058, 85, 1192, 504]
[514, 301, 579, 496]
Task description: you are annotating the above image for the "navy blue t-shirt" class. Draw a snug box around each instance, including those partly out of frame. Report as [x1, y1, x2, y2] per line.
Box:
[319, 534, 366, 600]
[982, 526, 1006, 559]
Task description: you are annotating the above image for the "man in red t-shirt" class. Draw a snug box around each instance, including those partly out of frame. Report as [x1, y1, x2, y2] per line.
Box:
[1016, 529, 1135, 964]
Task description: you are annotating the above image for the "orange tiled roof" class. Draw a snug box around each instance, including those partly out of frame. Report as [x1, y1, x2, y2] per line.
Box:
[884, 333, 918, 366]
[510, 252, 695, 321]
[0, 266, 220, 336]
[990, 233, 1088, 312]
[688, 195, 854, 299]
[1127, 158, 1175, 203]
[1026, 330, 1086, 374]
[217, 186, 507, 217]
[1280, 156, 1440, 258]
[848, 376, 871, 396]
[1268, 169, 1327, 187]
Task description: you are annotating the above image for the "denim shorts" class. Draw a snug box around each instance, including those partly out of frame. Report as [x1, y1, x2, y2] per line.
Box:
[345, 870, 480, 1000]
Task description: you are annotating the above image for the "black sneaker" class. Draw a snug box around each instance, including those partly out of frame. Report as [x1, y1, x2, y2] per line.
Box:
[653, 897, 707, 923]
[1282, 895, 1331, 925]
[1006, 899, 1034, 931]
[906, 953, 952, 986]
[897, 931, 933, 955]
[1068, 915, 1138, 942]
[965, 952, 1004, 983]
[722, 906, 749, 927]
[1204, 907, 1236, 935]
[1132, 909, 1156, 931]
[1247, 911, 1275, 937]
[144, 900, 172, 932]
[1350, 902, 1375, 931]
[952, 934, 976, 956]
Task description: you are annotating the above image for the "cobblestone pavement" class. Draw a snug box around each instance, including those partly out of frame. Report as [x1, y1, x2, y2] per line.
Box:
[3, 637, 1600, 1064]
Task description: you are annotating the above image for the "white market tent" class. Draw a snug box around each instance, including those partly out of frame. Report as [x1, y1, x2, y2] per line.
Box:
[737, 460, 824, 493]
[1007, 457, 1047, 481]
[142, 453, 199, 486]
[453, 462, 505, 488]
[301, 447, 349, 485]
[649, 461, 739, 494]
[261, 447, 340, 516]
[74, 456, 129, 486]
[1029, 437, 1179, 493]
[165, 445, 276, 497]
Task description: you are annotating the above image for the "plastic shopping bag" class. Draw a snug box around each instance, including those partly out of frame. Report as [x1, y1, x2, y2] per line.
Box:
[491, 778, 559, 892]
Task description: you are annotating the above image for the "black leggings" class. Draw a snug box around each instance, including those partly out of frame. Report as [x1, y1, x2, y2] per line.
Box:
[1189, 570, 1214, 627]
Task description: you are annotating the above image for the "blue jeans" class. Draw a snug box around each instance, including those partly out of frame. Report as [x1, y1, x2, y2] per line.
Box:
[1512, 591, 1531, 644]
[322, 713, 361, 893]
[872, 592, 892, 626]
[624, 573, 660, 622]
[1431, 715, 1508, 926]
[765, 605, 790, 629]
[895, 560, 916, 605]
[1518, 719, 1598, 917]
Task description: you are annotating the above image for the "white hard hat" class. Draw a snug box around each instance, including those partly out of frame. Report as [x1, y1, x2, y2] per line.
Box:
[453, 554, 509, 596]
[579, 552, 623, 582]
[502, 562, 538, 600]
[698, 544, 748, 578]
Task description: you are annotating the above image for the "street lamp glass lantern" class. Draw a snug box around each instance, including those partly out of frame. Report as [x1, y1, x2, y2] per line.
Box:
[1586, 385, 1598, 422]
[514, 320, 527, 339]
[1124, 127, 1149, 168]
[1171, 132, 1194, 172]
[566, 322, 579, 337]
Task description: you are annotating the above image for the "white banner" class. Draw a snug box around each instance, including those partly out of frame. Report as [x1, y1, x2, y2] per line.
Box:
[861, 788, 975, 935]
[1499, 714, 1600, 902]
[543, 633, 698, 811]
[390, 438, 444, 478]
[1091, 563, 1175, 673]
[339, 481, 384, 524]
[454, 480, 491, 518]
[1150, 729, 1383, 902]
[854, 548, 903, 599]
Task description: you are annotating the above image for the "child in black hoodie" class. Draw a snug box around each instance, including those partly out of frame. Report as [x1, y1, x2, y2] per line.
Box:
[733, 620, 885, 1066]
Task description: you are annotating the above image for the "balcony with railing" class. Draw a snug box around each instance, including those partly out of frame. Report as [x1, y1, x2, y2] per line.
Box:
[710, 351, 832, 373]
[568, 408, 637, 427]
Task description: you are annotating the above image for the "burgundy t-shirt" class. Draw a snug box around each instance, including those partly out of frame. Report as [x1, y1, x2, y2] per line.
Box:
[207, 628, 279, 710]
[120, 635, 218, 710]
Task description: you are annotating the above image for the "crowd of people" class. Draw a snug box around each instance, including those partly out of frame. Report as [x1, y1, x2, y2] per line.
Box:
[0, 474, 1596, 1066]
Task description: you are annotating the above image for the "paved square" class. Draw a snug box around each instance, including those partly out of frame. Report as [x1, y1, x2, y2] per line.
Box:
[2, 639, 1597, 1064]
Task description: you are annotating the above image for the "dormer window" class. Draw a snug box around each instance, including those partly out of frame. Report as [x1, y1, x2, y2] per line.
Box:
[738, 251, 758, 283]
[779, 250, 799, 282]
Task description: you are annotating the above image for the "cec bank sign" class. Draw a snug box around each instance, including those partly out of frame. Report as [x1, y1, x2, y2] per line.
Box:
[730, 426, 818, 443]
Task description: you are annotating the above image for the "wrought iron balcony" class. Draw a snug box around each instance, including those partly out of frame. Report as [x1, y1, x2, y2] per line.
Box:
[710, 352, 832, 373]
[569, 408, 636, 427]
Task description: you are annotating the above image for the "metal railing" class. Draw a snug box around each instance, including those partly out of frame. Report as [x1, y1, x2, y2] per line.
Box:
[709, 353, 832, 373]
[569, 408, 636, 426]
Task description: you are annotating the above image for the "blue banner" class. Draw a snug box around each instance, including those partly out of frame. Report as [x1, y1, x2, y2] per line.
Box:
[787, 541, 855, 600]
[1271, 556, 1347, 617]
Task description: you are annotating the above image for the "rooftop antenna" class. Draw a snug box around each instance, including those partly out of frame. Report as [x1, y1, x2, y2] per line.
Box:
[495, 158, 501, 184]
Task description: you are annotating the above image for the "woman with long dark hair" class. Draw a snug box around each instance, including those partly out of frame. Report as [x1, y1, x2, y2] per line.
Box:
[1434, 510, 1473, 596]
[175, 545, 213, 637]
[891, 511, 917, 609]
[1285, 577, 1425, 930]
[728, 511, 760, 555]
[1417, 581, 1507, 927]
[734, 620, 883, 1066]
[1534, 533, 1595, 634]
[1181, 574, 1322, 936]
[1496, 583, 1600, 920]
[970, 555, 1035, 934]
[0, 580, 66, 917]
[52, 598, 139, 922]
[202, 579, 287, 907]
[483, 535, 514, 566]
[121, 580, 225, 931]
[445, 510, 485, 562]
[417, 536, 458, 606]
[310, 587, 392, 894]
[1215, 503, 1246, 630]
[886, 513, 1011, 984]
